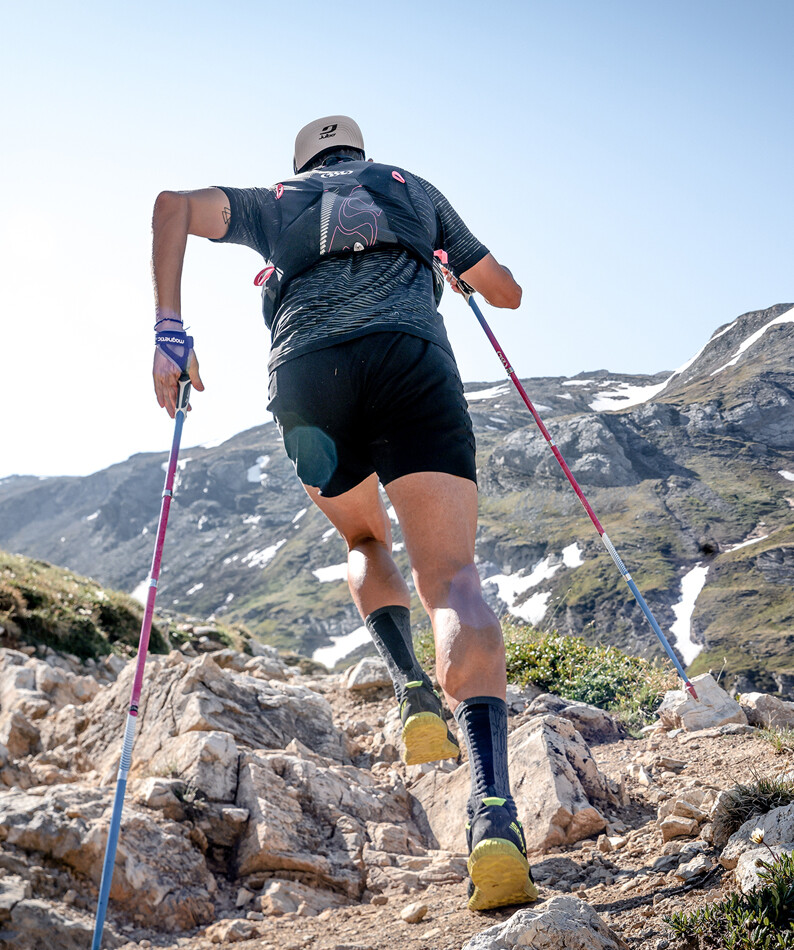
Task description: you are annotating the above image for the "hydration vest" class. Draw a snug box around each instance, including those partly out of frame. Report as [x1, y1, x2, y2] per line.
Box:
[254, 161, 439, 328]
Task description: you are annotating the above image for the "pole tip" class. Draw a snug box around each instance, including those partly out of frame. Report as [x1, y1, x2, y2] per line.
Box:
[685, 682, 699, 701]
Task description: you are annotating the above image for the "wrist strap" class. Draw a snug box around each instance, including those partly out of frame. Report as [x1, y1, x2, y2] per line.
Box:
[155, 330, 194, 372]
[154, 317, 184, 329]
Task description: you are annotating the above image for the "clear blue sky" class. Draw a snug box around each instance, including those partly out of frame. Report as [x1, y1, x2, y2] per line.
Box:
[1, 0, 791, 477]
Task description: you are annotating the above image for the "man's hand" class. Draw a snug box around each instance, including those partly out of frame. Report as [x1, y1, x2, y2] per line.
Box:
[153, 345, 205, 418]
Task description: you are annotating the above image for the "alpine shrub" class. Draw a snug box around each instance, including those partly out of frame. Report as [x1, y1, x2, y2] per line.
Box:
[666, 851, 794, 949]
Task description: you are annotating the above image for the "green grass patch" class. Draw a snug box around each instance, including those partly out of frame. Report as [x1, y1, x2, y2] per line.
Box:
[0, 550, 168, 660]
[415, 618, 674, 731]
[759, 727, 794, 756]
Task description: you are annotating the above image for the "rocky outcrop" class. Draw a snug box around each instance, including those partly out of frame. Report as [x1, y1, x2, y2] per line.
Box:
[411, 714, 620, 853]
[658, 673, 748, 732]
[462, 896, 629, 949]
[39, 651, 350, 784]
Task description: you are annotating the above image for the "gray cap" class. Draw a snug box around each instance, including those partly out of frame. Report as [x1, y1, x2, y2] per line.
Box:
[293, 115, 365, 173]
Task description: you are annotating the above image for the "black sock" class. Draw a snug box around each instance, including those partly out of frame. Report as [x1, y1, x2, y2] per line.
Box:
[364, 605, 433, 702]
[453, 696, 515, 818]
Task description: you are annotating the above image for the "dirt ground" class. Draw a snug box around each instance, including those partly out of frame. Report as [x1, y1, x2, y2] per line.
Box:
[110, 686, 793, 950]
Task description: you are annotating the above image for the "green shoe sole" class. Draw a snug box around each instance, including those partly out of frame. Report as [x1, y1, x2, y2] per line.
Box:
[467, 837, 539, 912]
[401, 711, 460, 766]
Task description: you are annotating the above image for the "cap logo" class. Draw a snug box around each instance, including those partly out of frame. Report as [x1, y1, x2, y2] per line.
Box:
[319, 123, 338, 140]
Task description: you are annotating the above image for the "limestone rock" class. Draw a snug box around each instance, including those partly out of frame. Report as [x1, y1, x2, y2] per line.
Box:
[400, 901, 428, 923]
[734, 845, 793, 892]
[462, 896, 629, 949]
[526, 694, 625, 743]
[658, 673, 748, 732]
[0, 874, 31, 917]
[0, 785, 216, 930]
[659, 816, 699, 842]
[411, 715, 619, 853]
[39, 652, 348, 780]
[147, 730, 238, 802]
[5, 898, 124, 949]
[720, 803, 794, 870]
[259, 878, 347, 916]
[235, 748, 416, 895]
[205, 918, 264, 943]
[0, 711, 41, 760]
[674, 853, 712, 881]
[344, 657, 391, 692]
[740, 692, 794, 728]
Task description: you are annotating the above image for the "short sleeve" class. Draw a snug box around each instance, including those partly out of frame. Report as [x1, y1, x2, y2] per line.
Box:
[413, 175, 489, 275]
[210, 186, 273, 259]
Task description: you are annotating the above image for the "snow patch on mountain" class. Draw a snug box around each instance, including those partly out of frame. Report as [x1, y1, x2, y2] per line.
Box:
[711, 306, 794, 376]
[312, 625, 371, 668]
[241, 539, 286, 569]
[670, 564, 709, 666]
[313, 563, 348, 583]
[590, 381, 669, 412]
[247, 456, 270, 484]
[466, 384, 510, 401]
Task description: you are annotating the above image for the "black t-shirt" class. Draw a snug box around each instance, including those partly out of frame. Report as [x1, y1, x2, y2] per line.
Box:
[213, 161, 488, 370]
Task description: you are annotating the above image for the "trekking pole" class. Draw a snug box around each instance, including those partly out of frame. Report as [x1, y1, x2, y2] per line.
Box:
[91, 373, 192, 950]
[434, 253, 698, 701]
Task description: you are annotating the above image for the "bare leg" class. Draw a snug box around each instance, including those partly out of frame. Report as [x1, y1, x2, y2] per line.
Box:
[302, 474, 410, 618]
[384, 472, 506, 712]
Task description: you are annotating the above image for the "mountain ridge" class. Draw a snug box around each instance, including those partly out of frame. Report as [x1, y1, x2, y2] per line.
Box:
[1, 303, 792, 692]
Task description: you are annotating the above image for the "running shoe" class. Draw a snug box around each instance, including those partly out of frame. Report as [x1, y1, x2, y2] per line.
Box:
[466, 796, 538, 911]
[399, 680, 460, 766]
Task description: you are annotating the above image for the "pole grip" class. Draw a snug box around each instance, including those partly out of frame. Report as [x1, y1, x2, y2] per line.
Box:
[176, 373, 192, 416]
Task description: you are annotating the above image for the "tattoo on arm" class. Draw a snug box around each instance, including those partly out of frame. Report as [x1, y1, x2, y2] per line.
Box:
[222, 206, 231, 226]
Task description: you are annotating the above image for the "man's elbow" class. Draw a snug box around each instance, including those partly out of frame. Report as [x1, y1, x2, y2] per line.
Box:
[490, 284, 522, 309]
[153, 190, 188, 223]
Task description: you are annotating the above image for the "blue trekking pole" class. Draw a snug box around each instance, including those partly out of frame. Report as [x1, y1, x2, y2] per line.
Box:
[91, 373, 192, 949]
[434, 252, 698, 700]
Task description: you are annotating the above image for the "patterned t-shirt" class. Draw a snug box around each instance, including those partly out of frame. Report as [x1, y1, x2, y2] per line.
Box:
[213, 160, 488, 370]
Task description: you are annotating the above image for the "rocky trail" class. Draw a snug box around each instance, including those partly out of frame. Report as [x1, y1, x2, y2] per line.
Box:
[0, 637, 793, 950]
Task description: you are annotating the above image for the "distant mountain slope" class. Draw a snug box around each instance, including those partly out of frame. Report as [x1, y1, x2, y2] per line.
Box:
[1, 304, 792, 692]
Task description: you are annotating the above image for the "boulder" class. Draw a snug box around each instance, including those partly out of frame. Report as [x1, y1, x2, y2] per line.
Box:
[344, 657, 392, 692]
[658, 673, 748, 732]
[146, 730, 239, 801]
[39, 652, 349, 780]
[0, 712, 41, 760]
[526, 694, 625, 743]
[740, 692, 794, 728]
[720, 804, 794, 870]
[235, 748, 417, 896]
[205, 918, 264, 943]
[259, 878, 347, 916]
[659, 816, 699, 842]
[462, 896, 629, 949]
[411, 715, 619, 853]
[734, 845, 793, 892]
[4, 898, 124, 950]
[0, 785, 216, 931]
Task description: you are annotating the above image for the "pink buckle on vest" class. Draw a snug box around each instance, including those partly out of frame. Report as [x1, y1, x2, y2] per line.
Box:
[254, 266, 275, 287]
[392, 171, 406, 183]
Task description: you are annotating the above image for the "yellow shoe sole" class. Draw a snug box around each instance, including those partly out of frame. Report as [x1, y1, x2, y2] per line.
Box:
[467, 838, 539, 912]
[401, 711, 460, 766]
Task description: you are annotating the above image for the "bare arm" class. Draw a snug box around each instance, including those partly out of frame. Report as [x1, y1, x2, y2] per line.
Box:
[458, 252, 522, 309]
[151, 188, 229, 416]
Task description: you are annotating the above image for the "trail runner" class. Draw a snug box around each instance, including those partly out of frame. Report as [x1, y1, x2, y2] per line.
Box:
[150, 115, 538, 912]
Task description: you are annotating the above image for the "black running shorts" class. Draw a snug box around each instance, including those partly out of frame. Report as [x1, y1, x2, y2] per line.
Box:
[267, 332, 477, 497]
